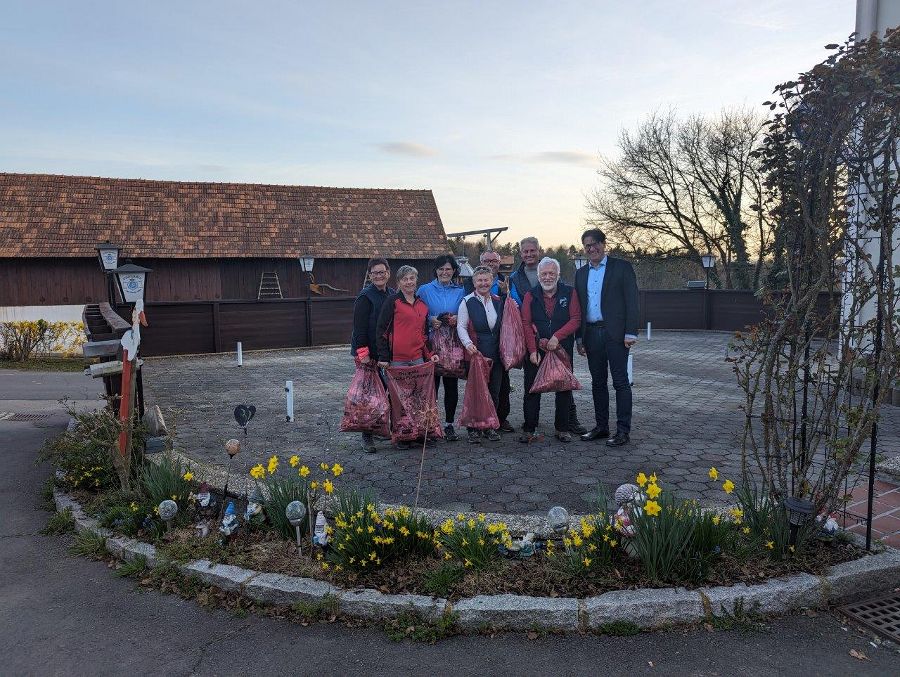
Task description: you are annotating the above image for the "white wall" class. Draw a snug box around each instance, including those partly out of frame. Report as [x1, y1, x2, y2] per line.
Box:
[0, 305, 85, 323]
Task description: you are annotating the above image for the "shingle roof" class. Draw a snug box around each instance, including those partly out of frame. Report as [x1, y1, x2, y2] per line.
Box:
[0, 173, 448, 259]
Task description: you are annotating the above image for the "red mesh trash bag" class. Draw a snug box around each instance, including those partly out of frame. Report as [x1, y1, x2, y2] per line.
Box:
[339, 360, 390, 437]
[386, 361, 444, 443]
[431, 325, 467, 378]
[499, 295, 526, 370]
[457, 353, 499, 430]
[529, 348, 582, 393]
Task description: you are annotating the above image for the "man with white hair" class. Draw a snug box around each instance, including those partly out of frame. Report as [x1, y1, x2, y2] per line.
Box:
[519, 256, 582, 443]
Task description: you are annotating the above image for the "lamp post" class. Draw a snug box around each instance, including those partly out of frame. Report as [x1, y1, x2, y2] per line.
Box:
[784, 496, 814, 547]
[95, 241, 122, 305]
[701, 253, 716, 331]
[573, 254, 588, 271]
[113, 262, 152, 304]
[299, 255, 315, 347]
[456, 256, 474, 287]
[701, 253, 716, 290]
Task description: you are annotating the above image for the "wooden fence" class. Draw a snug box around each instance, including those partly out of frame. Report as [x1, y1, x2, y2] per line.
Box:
[118, 290, 840, 357]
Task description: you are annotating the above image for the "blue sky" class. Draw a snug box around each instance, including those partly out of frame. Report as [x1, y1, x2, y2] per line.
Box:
[1, 1, 852, 245]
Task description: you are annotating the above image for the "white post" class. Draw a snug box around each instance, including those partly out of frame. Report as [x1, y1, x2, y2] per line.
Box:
[627, 353, 634, 385]
[237, 341, 243, 366]
[285, 380, 294, 422]
[646, 322, 651, 340]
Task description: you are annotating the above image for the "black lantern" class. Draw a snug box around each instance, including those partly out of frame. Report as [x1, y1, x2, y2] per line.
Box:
[574, 254, 588, 271]
[113, 263, 152, 303]
[784, 495, 814, 546]
[701, 253, 716, 290]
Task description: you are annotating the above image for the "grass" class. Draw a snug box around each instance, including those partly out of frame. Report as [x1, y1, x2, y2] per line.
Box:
[115, 554, 148, 578]
[69, 529, 107, 559]
[291, 593, 341, 623]
[39, 477, 57, 511]
[704, 597, 768, 631]
[384, 608, 458, 643]
[594, 620, 642, 636]
[0, 357, 89, 372]
[40, 507, 75, 535]
[422, 562, 465, 598]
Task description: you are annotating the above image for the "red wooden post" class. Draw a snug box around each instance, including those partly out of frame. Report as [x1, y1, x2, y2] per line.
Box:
[117, 349, 133, 456]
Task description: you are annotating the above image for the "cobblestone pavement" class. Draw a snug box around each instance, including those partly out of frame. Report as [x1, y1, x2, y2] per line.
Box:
[142, 331, 900, 515]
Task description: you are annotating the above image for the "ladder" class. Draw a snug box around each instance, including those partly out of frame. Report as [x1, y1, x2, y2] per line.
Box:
[257, 271, 283, 299]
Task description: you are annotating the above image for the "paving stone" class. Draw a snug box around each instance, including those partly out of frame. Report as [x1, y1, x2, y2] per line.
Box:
[181, 560, 258, 591]
[453, 594, 579, 630]
[585, 587, 704, 629]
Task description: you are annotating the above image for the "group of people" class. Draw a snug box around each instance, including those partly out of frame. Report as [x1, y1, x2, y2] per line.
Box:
[349, 230, 640, 454]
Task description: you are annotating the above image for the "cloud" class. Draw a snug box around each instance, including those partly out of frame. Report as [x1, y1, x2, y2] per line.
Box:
[375, 141, 438, 157]
[491, 150, 597, 167]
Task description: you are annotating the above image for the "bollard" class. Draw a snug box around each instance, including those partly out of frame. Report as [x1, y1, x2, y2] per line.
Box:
[285, 380, 294, 422]
[237, 341, 243, 367]
[627, 353, 634, 385]
[646, 322, 651, 340]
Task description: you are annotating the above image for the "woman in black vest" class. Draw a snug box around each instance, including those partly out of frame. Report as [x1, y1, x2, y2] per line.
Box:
[457, 266, 504, 443]
[350, 257, 394, 453]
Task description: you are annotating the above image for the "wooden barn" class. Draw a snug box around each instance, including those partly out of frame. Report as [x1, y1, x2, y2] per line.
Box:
[0, 173, 449, 354]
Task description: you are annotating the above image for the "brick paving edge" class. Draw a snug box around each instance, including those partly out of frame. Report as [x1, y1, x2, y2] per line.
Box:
[52, 488, 900, 632]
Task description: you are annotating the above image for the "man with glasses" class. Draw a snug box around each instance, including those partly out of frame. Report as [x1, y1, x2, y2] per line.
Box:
[575, 229, 639, 447]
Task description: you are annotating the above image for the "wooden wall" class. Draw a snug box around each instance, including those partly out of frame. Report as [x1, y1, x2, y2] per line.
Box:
[0, 256, 434, 306]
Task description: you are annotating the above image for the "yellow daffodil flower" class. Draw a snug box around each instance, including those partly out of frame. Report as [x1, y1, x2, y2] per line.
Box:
[182, 471, 194, 481]
[742, 526, 751, 534]
[583, 557, 592, 567]
[645, 499, 662, 517]
[636, 472, 648, 487]
[332, 463, 343, 477]
[708, 467, 719, 481]
[320, 462, 330, 472]
[766, 540, 774, 549]
[649, 472, 658, 484]
[722, 479, 735, 494]
[310, 481, 319, 490]
[289, 455, 300, 467]
[250, 464, 265, 480]
[298, 465, 310, 477]
[267, 455, 279, 474]
[323, 479, 334, 494]
[646, 483, 662, 499]
[712, 515, 721, 525]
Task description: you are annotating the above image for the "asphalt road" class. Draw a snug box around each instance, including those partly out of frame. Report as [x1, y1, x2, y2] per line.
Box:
[1, 370, 897, 676]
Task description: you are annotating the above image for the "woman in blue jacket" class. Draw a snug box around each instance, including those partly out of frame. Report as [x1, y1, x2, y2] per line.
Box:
[417, 254, 465, 441]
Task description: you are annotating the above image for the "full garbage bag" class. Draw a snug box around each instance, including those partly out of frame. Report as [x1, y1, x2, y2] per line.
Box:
[499, 295, 526, 370]
[457, 353, 499, 430]
[431, 324, 467, 378]
[529, 348, 582, 393]
[339, 360, 390, 437]
[386, 361, 444, 443]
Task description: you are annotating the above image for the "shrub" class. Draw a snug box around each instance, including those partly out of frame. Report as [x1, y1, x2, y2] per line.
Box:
[0, 320, 85, 360]
[435, 513, 511, 570]
[41, 410, 120, 492]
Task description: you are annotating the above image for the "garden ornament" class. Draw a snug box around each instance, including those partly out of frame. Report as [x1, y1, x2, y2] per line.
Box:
[233, 405, 257, 432]
[225, 439, 241, 457]
[158, 499, 178, 532]
[285, 500, 305, 555]
[614, 483, 643, 507]
[244, 488, 264, 522]
[313, 511, 328, 547]
[547, 506, 570, 533]
[219, 501, 240, 542]
[613, 483, 644, 537]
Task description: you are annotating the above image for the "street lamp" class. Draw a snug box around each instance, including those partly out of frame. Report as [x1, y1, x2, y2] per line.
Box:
[95, 241, 122, 305]
[298, 255, 316, 347]
[573, 254, 588, 271]
[456, 256, 474, 284]
[701, 253, 716, 290]
[113, 262, 152, 304]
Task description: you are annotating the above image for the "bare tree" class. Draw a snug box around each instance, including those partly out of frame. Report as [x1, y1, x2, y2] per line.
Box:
[587, 108, 772, 289]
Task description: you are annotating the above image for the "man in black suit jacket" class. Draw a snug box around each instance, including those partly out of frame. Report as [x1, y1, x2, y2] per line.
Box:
[574, 228, 640, 447]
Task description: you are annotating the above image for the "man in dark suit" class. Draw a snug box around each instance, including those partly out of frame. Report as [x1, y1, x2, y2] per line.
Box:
[575, 228, 639, 447]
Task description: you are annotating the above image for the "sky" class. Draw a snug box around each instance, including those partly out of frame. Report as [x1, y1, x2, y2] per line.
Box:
[1, 1, 854, 246]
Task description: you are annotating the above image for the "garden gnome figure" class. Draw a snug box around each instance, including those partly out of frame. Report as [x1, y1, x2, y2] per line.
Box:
[194, 482, 217, 537]
[313, 511, 328, 547]
[219, 501, 240, 545]
[244, 489, 265, 525]
[613, 483, 643, 537]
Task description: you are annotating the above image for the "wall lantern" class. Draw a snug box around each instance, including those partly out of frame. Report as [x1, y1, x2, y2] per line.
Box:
[95, 241, 122, 272]
[574, 254, 588, 270]
[701, 253, 716, 290]
[298, 255, 316, 274]
[457, 256, 475, 280]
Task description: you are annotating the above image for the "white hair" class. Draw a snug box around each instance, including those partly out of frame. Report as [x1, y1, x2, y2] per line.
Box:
[519, 236, 540, 249]
[537, 256, 560, 274]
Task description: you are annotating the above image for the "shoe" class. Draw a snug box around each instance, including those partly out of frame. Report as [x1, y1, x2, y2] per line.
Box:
[555, 430, 572, 443]
[396, 440, 411, 450]
[444, 424, 460, 441]
[606, 432, 630, 447]
[498, 420, 515, 433]
[580, 426, 610, 441]
[361, 433, 376, 454]
[569, 423, 588, 435]
[467, 430, 482, 444]
[485, 429, 501, 442]
[519, 431, 538, 444]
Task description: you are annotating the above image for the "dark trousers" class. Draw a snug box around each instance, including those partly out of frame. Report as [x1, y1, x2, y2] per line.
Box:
[584, 325, 632, 434]
[498, 369, 511, 422]
[434, 375, 459, 423]
[523, 348, 574, 433]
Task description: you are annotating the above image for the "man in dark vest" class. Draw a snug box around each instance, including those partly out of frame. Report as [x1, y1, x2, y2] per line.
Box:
[519, 257, 583, 443]
[575, 229, 639, 447]
[350, 257, 394, 453]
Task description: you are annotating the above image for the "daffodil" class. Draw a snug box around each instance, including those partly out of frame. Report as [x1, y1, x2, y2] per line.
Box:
[646, 483, 661, 499]
[320, 462, 330, 472]
[722, 479, 735, 494]
[331, 463, 343, 477]
[766, 540, 774, 549]
[182, 471, 194, 481]
[742, 526, 750, 534]
[583, 556, 592, 567]
[645, 499, 662, 517]
[267, 455, 279, 474]
[708, 467, 719, 481]
[250, 464, 265, 480]
[323, 479, 334, 494]
[649, 472, 658, 484]
[289, 455, 300, 467]
[712, 514, 721, 525]
[636, 472, 648, 487]
[310, 481, 319, 490]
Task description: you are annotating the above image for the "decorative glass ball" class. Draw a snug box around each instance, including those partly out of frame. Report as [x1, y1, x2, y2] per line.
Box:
[614, 483, 642, 507]
[158, 499, 178, 521]
[225, 439, 241, 457]
[285, 500, 305, 526]
[547, 506, 570, 533]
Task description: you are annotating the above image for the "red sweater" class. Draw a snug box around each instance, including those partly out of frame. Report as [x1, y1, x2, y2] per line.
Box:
[376, 293, 433, 363]
[520, 287, 582, 354]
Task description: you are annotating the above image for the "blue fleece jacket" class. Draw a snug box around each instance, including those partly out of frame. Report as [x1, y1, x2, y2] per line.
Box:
[416, 279, 465, 323]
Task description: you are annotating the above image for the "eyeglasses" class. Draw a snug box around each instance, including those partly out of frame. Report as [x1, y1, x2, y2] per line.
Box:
[370, 269, 389, 276]
[583, 241, 604, 250]
[481, 258, 500, 264]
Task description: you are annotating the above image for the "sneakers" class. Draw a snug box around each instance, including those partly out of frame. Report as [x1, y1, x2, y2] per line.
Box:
[485, 429, 501, 442]
[467, 429, 482, 444]
[498, 419, 515, 433]
[444, 424, 460, 442]
[361, 433, 376, 454]
[555, 430, 572, 443]
[519, 430, 539, 444]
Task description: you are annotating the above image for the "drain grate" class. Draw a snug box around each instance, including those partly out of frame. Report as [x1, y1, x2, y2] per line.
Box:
[0, 412, 54, 422]
[838, 592, 900, 643]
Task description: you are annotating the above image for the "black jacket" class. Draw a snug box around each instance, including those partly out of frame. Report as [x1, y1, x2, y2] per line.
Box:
[574, 257, 639, 342]
[350, 284, 394, 355]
